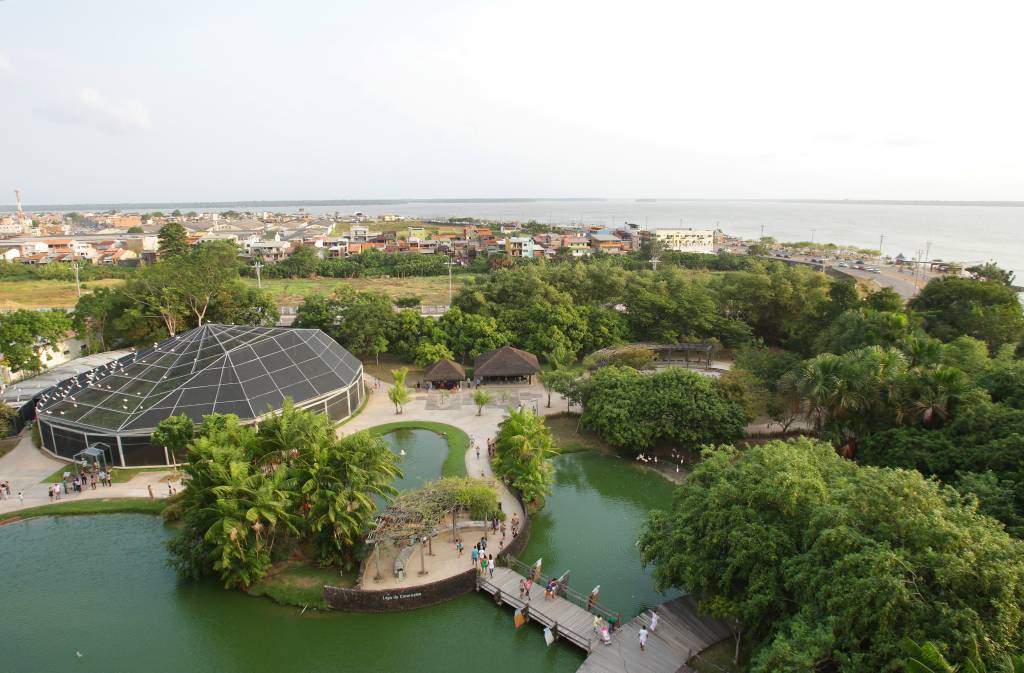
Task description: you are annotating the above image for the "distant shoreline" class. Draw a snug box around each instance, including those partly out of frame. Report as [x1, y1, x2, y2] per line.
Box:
[4, 197, 1024, 212]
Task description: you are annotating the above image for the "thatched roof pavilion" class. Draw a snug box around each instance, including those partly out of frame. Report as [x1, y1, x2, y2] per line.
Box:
[423, 358, 466, 385]
[473, 345, 541, 384]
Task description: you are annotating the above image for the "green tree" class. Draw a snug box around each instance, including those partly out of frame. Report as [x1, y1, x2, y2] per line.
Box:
[151, 414, 195, 464]
[388, 367, 410, 414]
[967, 262, 1016, 286]
[579, 367, 748, 451]
[0, 309, 72, 374]
[127, 225, 144, 234]
[472, 389, 493, 416]
[813, 308, 912, 355]
[910, 277, 1024, 351]
[493, 408, 557, 506]
[413, 342, 454, 368]
[640, 438, 1024, 673]
[157, 222, 190, 258]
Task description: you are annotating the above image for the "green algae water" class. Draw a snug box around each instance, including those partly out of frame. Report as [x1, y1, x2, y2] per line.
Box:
[384, 427, 448, 492]
[1, 453, 677, 673]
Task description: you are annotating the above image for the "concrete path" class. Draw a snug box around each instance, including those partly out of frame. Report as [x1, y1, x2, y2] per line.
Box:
[343, 380, 537, 589]
[0, 430, 178, 515]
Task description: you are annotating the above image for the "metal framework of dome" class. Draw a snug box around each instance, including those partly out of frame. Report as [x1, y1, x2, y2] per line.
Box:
[35, 324, 364, 467]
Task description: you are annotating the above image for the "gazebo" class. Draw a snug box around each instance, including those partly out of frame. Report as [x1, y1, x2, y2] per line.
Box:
[473, 345, 541, 385]
[422, 359, 466, 390]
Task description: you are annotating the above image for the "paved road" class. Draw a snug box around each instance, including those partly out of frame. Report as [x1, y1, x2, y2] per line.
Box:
[784, 254, 938, 300]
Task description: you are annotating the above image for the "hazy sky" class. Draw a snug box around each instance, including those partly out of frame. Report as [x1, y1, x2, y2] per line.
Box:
[2, 0, 1023, 204]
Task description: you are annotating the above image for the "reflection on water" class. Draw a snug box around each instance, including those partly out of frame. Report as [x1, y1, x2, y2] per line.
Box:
[0, 451, 679, 673]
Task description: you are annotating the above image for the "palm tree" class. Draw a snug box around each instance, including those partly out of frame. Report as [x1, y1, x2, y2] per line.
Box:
[909, 365, 971, 428]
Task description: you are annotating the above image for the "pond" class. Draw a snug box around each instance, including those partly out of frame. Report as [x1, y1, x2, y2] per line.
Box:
[382, 427, 449, 492]
[0, 453, 678, 673]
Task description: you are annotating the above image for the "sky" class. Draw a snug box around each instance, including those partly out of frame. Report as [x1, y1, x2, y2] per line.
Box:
[1, 0, 1023, 204]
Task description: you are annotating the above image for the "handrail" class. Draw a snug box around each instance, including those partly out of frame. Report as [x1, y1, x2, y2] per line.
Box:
[502, 556, 620, 624]
[477, 575, 594, 652]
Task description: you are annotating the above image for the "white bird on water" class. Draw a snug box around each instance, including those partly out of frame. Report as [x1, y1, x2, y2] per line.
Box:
[76, 652, 83, 658]
[399, 449, 406, 456]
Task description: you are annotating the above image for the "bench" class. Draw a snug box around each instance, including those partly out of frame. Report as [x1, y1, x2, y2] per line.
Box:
[394, 544, 417, 578]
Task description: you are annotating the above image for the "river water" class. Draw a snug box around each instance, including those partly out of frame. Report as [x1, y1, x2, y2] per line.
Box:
[0, 449, 674, 673]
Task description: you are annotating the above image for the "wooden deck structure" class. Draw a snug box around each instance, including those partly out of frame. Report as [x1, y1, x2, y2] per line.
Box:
[578, 594, 732, 673]
[477, 558, 731, 672]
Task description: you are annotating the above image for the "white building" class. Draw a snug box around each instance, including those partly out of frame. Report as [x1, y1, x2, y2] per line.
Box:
[653, 228, 715, 253]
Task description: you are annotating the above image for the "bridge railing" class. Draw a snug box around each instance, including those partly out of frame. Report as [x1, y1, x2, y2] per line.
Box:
[502, 556, 620, 625]
[476, 575, 595, 652]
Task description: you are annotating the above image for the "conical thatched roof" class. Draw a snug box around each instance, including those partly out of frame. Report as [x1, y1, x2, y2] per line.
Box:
[423, 358, 466, 382]
[473, 345, 541, 378]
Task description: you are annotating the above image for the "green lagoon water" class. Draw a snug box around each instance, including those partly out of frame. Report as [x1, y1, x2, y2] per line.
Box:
[1, 446, 677, 673]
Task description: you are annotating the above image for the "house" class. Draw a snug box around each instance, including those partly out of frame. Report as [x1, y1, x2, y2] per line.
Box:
[247, 240, 293, 261]
[590, 233, 624, 254]
[507, 236, 542, 258]
[96, 248, 138, 265]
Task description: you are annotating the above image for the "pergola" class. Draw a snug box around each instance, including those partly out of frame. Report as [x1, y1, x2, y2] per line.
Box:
[72, 443, 110, 470]
[365, 478, 499, 581]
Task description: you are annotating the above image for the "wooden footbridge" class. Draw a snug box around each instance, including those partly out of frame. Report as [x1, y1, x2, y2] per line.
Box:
[477, 557, 731, 673]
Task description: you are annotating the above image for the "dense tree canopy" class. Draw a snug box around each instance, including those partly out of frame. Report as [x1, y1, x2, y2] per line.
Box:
[0, 309, 72, 374]
[167, 403, 400, 588]
[73, 240, 278, 347]
[578, 366, 748, 451]
[909, 278, 1024, 351]
[639, 438, 1024, 673]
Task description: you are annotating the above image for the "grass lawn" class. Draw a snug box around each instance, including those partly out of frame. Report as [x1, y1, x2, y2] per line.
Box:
[0, 436, 18, 460]
[366, 420, 468, 477]
[40, 465, 171, 484]
[544, 412, 611, 454]
[0, 497, 165, 524]
[246, 562, 355, 609]
[0, 278, 124, 309]
[243, 275, 474, 306]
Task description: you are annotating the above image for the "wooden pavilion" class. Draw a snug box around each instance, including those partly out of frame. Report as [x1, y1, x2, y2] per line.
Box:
[473, 345, 541, 385]
[422, 358, 466, 390]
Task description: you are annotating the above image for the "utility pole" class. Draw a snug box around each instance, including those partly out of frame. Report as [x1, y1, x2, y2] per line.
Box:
[810, 229, 816, 245]
[446, 255, 455, 305]
[72, 260, 81, 297]
[878, 234, 885, 263]
[760, 223, 766, 240]
[252, 260, 263, 288]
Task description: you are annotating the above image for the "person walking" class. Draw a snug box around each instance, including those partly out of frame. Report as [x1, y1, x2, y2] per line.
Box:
[638, 626, 649, 651]
[480, 554, 488, 577]
[519, 577, 527, 600]
[523, 577, 533, 602]
[456, 539, 464, 558]
[500, 520, 507, 541]
[147, 484, 154, 500]
[487, 554, 495, 579]
[649, 611, 659, 632]
[471, 544, 479, 568]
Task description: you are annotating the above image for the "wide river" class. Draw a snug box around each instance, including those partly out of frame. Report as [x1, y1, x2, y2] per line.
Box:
[1, 436, 676, 673]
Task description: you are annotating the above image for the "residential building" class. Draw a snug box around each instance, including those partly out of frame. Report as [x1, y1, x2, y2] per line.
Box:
[590, 233, 624, 254]
[653, 228, 715, 253]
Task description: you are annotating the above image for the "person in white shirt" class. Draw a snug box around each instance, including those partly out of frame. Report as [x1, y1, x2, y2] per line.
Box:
[638, 626, 649, 651]
[650, 611, 659, 631]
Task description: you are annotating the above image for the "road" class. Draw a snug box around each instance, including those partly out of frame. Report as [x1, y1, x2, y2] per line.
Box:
[784, 254, 938, 300]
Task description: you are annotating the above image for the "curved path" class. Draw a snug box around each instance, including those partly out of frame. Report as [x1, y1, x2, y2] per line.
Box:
[340, 383, 527, 588]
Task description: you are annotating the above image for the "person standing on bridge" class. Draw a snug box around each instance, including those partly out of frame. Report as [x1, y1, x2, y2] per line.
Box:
[471, 544, 479, 568]
[649, 611, 659, 632]
[638, 626, 649, 651]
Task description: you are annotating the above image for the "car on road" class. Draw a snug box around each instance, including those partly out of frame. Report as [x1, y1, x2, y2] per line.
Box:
[838, 262, 849, 267]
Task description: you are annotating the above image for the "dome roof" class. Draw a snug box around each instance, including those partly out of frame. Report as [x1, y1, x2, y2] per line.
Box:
[37, 324, 361, 432]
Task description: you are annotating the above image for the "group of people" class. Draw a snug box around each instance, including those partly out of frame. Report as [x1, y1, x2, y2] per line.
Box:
[465, 538, 496, 579]
[0, 480, 18, 503]
[49, 466, 113, 501]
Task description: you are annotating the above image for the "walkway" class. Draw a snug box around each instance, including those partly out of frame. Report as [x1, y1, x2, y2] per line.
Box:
[0, 432, 178, 515]
[578, 595, 732, 673]
[478, 565, 613, 651]
[342, 380, 528, 590]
